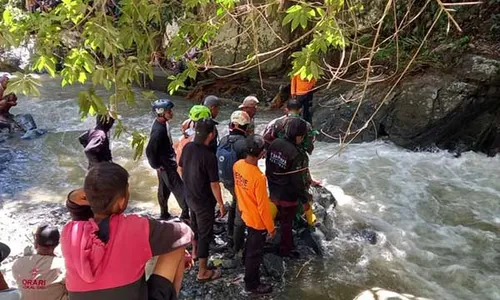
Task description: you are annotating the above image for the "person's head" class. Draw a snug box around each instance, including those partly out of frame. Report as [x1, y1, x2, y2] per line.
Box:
[239, 96, 259, 118]
[246, 134, 266, 160]
[84, 162, 130, 217]
[0, 75, 8, 89]
[3, 93, 17, 108]
[189, 105, 212, 122]
[33, 224, 60, 255]
[285, 117, 308, 145]
[229, 110, 250, 134]
[152, 99, 175, 121]
[285, 98, 301, 114]
[95, 114, 115, 132]
[203, 95, 220, 119]
[194, 118, 218, 145]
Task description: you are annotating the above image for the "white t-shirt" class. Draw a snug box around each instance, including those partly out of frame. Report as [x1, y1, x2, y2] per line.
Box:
[11, 255, 67, 300]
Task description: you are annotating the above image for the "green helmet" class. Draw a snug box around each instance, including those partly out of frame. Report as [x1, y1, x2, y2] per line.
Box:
[189, 105, 212, 121]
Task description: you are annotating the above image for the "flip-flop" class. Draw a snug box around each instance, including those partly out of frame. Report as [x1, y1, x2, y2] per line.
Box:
[0, 242, 10, 263]
[196, 268, 222, 283]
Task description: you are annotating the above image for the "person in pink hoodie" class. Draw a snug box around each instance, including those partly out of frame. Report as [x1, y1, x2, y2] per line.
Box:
[61, 162, 193, 300]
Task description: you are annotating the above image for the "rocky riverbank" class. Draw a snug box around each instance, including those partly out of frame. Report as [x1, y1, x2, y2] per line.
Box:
[314, 54, 500, 157]
[0, 185, 379, 299]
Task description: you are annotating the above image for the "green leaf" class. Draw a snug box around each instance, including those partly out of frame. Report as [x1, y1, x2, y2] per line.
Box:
[282, 13, 294, 26]
[33, 55, 57, 77]
[78, 71, 87, 84]
[286, 5, 302, 13]
[131, 131, 147, 160]
[3, 9, 13, 26]
[310, 61, 319, 79]
[4, 73, 41, 97]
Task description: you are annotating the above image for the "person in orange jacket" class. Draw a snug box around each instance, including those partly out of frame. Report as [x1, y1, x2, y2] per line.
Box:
[290, 74, 316, 124]
[233, 135, 275, 295]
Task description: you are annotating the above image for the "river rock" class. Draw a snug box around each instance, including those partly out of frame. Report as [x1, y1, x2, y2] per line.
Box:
[312, 185, 338, 209]
[353, 287, 431, 300]
[315, 54, 500, 156]
[262, 253, 285, 279]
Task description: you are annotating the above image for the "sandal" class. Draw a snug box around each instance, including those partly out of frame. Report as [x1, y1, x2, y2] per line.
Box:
[196, 268, 222, 283]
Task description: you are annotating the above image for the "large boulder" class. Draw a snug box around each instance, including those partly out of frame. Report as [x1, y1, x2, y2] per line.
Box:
[315, 54, 500, 156]
[210, 11, 290, 75]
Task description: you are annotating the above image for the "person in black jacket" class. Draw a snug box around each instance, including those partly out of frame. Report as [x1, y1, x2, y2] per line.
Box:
[265, 117, 311, 258]
[80, 114, 114, 169]
[218, 110, 251, 253]
[146, 99, 189, 221]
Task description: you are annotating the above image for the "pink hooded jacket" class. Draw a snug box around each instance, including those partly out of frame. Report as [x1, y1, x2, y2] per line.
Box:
[62, 214, 160, 292]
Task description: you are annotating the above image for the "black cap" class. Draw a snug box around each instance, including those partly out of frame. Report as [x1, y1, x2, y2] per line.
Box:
[0, 242, 10, 263]
[203, 95, 220, 107]
[35, 225, 60, 247]
[246, 135, 266, 156]
[195, 118, 219, 136]
[285, 117, 308, 140]
[287, 99, 301, 111]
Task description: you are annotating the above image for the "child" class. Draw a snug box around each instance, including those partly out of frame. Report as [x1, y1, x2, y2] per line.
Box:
[233, 135, 276, 295]
[61, 162, 193, 300]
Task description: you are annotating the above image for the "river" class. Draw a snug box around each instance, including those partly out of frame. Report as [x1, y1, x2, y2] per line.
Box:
[1, 76, 499, 300]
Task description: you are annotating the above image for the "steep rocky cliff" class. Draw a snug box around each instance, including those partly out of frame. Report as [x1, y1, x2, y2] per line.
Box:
[315, 54, 500, 156]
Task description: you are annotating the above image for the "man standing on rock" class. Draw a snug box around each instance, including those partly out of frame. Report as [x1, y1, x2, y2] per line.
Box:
[12, 225, 68, 300]
[239, 96, 259, 135]
[146, 99, 190, 221]
[203, 95, 220, 153]
[234, 135, 275, 295]
[263, 99, 320, 226]
[266, 117, 312, 258]
[291, 74, 316, 124]
[179, 118, 226, 282]
[217, 110, 251, 253]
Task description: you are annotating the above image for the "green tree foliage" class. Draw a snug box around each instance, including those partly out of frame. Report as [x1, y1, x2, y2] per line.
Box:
[0, 0, 473, 157]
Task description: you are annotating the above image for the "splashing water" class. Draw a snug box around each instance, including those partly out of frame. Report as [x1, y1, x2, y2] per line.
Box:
[0, 77, 499, 300]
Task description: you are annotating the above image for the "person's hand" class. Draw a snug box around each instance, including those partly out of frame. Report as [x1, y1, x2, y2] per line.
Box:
[268, 230, 276, 240]
[184, 250, 194, 269]
[219, 205, 227, 218]
[303, 202, 311, 212]
[311, 178, 322, 187]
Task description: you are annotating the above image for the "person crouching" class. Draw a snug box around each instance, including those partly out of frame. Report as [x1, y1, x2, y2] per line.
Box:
[233, 135, 276, 295]
[12, 225, 67, 300]
[61, 162, 193, 300]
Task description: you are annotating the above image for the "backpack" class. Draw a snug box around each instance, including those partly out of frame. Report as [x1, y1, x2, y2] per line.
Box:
[216, 136, 240, 187]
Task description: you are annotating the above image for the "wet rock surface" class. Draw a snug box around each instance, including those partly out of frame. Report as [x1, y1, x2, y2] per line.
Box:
[315, 54, 500, 156]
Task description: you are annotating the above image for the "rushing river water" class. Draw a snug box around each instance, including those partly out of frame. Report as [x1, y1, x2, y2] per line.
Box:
[1, 76, 500, 300]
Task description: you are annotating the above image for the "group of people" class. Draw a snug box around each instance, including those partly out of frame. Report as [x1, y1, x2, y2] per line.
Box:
[0, 74, 318, 300]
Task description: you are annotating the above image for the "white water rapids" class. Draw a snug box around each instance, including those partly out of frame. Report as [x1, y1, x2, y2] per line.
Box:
[0, 76, 499, 300]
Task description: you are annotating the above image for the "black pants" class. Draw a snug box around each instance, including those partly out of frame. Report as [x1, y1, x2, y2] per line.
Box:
[190, 204, 215, 259]
[244, 227, 267, 290]
[227, 187, 246, 251]
[297, 92, 314, 124]
[158, 168, 189, 219]
[148, 274, 177, 300]
[277, 204, 298, 256]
